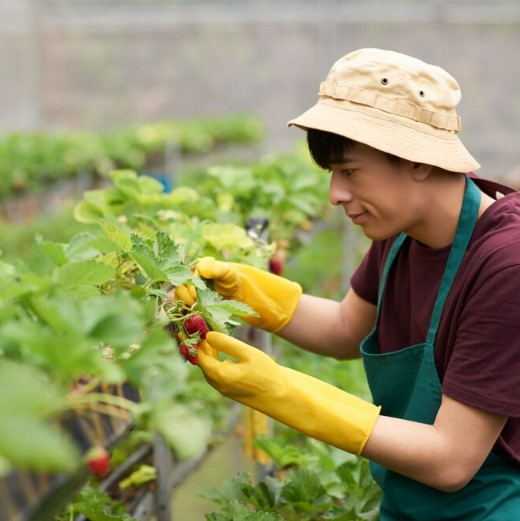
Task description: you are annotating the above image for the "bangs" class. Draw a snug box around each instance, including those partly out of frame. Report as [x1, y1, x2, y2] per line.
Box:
[306, 129, 355, 170]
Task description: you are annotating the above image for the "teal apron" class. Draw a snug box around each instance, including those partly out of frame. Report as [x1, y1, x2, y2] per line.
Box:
[361, 177, 520, 520]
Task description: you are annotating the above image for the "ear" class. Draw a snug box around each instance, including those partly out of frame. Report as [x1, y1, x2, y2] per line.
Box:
[410, 162, 434, 181]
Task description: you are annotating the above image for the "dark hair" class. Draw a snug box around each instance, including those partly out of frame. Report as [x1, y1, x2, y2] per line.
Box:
[306, 128, 400, 170]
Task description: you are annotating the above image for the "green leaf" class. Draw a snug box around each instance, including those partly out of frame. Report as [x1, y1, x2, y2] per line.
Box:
[0, 454, 11, 477]
[73, 200, 106, 224]
[110, 169, 139, 184]
[151, 403, 212, 460]
[0, 359, 64, 415]
[195, 287, 257, 333]
[88, 306, 146, 350]
[98, 218, 133, 251]
[201, 223, 256, 251]
[49, 291, 145, 344]
[242, 477, 282, 511]
[122, 330, 188, 398]
[280, 468, 329, 509]
[165, 186, 200, 205]
[254, 436, 307, 468]
[0, 317, 123, 384]
[205, 499, 284, 521]
[136, 174, 166, 195]
[36, 235, 68, 266]
[0, 360, 80, 472]
[0, 418, 79, 473]
[127, 231, 199, 288]
[73, 486, 139, 521]
[0, 260, 52, 299]
[127, 233, 168, 282]
[65, 231, 114, 261]
[119, 464, 157, 490]
[56, 259, 116, 287]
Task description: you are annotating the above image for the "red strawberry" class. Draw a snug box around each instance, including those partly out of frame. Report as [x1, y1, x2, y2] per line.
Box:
[268, 257, 284, 276]
[85, 447, 110, 477]
[187, 350, 198, 365]
[179, 343, 199, 365]
[184, 315, 209, 339]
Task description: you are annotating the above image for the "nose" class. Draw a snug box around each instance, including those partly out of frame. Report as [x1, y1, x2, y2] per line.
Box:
[329, 171, 353, 206]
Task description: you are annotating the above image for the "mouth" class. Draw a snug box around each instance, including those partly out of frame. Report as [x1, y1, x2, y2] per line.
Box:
[347, 211, 368, 225]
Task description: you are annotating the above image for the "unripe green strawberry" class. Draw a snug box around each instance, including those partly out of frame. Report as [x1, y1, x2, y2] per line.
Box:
[184, 315, 209, 339]
[85, 447, 110, 477]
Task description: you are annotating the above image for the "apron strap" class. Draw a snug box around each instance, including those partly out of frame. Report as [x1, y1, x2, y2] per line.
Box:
[376, 233, 407, 311]
[426, 177, 481, 344]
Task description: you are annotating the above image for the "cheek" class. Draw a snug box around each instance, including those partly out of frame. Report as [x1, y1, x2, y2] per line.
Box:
[377, 189, 423, 232]
[367, 188, 413, 231]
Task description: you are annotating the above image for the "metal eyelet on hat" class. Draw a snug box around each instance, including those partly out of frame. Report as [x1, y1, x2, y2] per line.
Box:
[419, 90, 425, 97]
[381, 77, 389, 85]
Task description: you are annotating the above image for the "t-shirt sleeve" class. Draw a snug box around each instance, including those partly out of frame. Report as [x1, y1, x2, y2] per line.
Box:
[442, 262, 520, 418]
[350, 240, 386, 305]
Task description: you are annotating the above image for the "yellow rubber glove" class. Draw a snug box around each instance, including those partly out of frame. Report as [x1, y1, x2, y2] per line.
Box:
[196, 257, 302, 333]
[172, 284, 197, 307]
[198, 331, 381, 456]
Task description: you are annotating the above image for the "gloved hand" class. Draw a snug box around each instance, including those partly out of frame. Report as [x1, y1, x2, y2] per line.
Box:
[196, 257, 302, 333]
[198, 331, 381, 456]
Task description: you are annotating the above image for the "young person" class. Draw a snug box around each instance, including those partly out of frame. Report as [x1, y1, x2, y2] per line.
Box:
[195, 48, 520, 519]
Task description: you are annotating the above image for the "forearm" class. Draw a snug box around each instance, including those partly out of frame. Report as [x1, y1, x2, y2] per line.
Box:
[278, 290, 376, 359]
[361, 396, 507, 492]
[277, 295, 353, 357]
[363, 415, 461, 491]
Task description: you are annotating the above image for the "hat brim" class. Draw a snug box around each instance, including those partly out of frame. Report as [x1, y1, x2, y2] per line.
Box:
[288, 100, 480, 173]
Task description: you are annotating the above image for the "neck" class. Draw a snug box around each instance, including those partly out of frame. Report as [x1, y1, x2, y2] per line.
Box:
[407, 171, 492, 249]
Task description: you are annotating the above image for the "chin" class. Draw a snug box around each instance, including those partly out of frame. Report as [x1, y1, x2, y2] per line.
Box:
[360, 226, 392, 241]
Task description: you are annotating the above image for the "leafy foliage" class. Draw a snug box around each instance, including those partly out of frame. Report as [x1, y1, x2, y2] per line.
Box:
[0, 168, 267, 474]
[200, 437, 381, 521]
[205, 499, 284, 521]
[73, 169, 274, 267]
[0, 115, 264, 198]
[56, 486, 139, 521]
[182, 153, 331, 251]
[0, 145, 378, 520]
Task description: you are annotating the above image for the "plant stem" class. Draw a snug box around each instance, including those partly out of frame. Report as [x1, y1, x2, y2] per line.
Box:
[67, 392, 141, 416]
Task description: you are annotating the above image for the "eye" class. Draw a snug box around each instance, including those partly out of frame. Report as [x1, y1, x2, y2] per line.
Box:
[341, 168, 355, 177]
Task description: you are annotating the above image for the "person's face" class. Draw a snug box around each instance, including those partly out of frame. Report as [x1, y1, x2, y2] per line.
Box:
[329, 142, 424, 241]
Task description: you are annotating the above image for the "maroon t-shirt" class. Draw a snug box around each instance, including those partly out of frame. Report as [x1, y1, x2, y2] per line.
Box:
[351, 178, 520, 466]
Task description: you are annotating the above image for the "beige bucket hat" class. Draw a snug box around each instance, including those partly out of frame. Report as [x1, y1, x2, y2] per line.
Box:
[288, 48, 480, 173]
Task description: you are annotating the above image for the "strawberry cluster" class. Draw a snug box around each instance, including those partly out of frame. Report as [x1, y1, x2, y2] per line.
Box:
[166, 284, 210, 366]
[178, 314, 209, 365]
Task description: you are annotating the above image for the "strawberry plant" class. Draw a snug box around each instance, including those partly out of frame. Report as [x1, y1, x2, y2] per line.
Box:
[200, 437, 381, 521]
[0, 115, 264, 199]
[55, 486, 139, 521]
[72, 169, 275, 268]
[0, 148, 374, 520]
[0, 197, 261, 477]
[182, 153, 331, 252]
